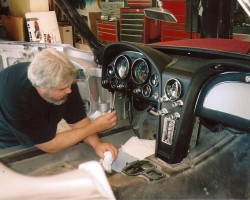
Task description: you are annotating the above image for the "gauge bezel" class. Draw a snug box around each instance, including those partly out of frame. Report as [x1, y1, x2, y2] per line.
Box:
[110, 77, 118, 88]
[114, 55, 130, 80]
[142, 84, 152, 97]
[150, 73, 159, 87]
[132, 58, 150, 84]
[107, 64, 115, 76]
[165, 78, 182, 101]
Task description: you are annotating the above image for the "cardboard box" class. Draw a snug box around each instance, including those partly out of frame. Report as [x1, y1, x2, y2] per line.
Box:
[59, 25, 73, 46]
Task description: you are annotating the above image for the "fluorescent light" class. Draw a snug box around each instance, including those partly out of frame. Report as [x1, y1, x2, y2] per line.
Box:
[238, 0, 250, 17]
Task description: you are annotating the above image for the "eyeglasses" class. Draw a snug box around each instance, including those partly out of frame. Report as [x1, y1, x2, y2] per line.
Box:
[122, 160, 165, 181]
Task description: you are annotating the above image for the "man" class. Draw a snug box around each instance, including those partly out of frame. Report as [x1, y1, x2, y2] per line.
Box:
[0, 48, 118, 159]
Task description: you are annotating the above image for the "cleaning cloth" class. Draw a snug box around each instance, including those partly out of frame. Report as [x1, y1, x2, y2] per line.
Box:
[121, 136, 156, 160]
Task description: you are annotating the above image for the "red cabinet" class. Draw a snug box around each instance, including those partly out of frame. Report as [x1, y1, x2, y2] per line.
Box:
[120, 8, 160, 43]
[126, 0, 155, 8]
[97, 0, 200, 43]
[97, 20, 119, 43]
[161, 0, 199, 41]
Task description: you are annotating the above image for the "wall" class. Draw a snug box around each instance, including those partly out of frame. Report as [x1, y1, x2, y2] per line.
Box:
[9, 0, 49, 17]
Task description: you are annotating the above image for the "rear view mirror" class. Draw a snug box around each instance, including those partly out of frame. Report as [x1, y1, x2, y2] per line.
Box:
[144, 0, 177, 22]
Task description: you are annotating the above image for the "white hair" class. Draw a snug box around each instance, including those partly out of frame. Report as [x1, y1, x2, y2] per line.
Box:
[28, 48, 77, 89]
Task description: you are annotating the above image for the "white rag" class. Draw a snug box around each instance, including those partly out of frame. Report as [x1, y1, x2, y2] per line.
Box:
[121, 136, 156, 160]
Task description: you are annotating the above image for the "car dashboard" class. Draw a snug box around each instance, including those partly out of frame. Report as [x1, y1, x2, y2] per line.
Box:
[101, 42, 172, 112]
[103, 50, 160, 103]
[0, 39, 250, 199]
[101, 41, 250, 164]
[101, 42, 206, 163]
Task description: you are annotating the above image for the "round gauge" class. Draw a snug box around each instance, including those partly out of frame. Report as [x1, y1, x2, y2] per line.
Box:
[142, 84, 152, 97]
[132, 58, 150, 84]
[114, 55, 130, 79]
[107, 64, 114, 76]
[150, 74, 159, 87]
[165, 78, 182, 101]
[110, 77, 118, 88]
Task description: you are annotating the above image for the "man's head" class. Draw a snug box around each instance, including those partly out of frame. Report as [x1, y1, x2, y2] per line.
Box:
[28, 48, 78, 105]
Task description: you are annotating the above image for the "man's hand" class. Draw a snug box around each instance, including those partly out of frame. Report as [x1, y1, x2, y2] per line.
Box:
[83, 110, 118, 159]
[94, 142, 118, 160]
[92, 111, 117, 132]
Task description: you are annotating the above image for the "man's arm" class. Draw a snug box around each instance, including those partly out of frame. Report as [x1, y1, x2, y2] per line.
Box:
[71, 112, 118, 159]
[35, 111, 117, 155]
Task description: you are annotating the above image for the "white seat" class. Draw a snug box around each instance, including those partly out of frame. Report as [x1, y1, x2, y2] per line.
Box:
[0, 161, 115, 200]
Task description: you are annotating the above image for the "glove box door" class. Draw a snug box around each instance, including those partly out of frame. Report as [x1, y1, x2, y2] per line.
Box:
[195, 72, 250, 132]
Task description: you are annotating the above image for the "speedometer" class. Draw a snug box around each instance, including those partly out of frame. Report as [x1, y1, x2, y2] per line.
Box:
[114, 55, 130, 79]
[132, 58, 150, 84]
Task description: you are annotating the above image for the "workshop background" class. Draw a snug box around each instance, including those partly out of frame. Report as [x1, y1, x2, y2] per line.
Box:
[0, 0, 249, 49]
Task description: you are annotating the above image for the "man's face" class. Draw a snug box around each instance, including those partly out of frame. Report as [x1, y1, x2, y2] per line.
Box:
[41, 83, 72, 105]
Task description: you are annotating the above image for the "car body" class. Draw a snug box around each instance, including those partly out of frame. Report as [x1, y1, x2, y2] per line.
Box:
[0, 0, 250, 199]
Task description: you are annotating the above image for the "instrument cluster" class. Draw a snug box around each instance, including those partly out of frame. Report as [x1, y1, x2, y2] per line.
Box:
[102, 51, 160, 102]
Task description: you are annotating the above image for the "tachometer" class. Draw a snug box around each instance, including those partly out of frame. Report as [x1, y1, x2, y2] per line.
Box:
[132, 58, 150, 84]
[114, 55, 130, 79]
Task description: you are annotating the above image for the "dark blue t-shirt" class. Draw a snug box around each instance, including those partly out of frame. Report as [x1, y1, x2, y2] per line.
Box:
[0, 62, 86, 148]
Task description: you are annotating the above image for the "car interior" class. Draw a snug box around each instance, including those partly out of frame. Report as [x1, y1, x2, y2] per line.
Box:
[0, 0, 250, 199]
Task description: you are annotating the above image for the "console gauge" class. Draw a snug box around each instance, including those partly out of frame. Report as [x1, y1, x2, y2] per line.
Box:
[114, 55, 130, 79]
[150, 74, 159, 87]
[165, 78, 182, 101]
[132, 58, 149, 84]
[142, 84, 152, 97]
[110, 77, 118, 88]
[107, 64, 114, 76]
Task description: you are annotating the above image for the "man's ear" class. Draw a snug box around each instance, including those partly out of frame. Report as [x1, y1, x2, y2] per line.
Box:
[36, 86, 47, 96]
